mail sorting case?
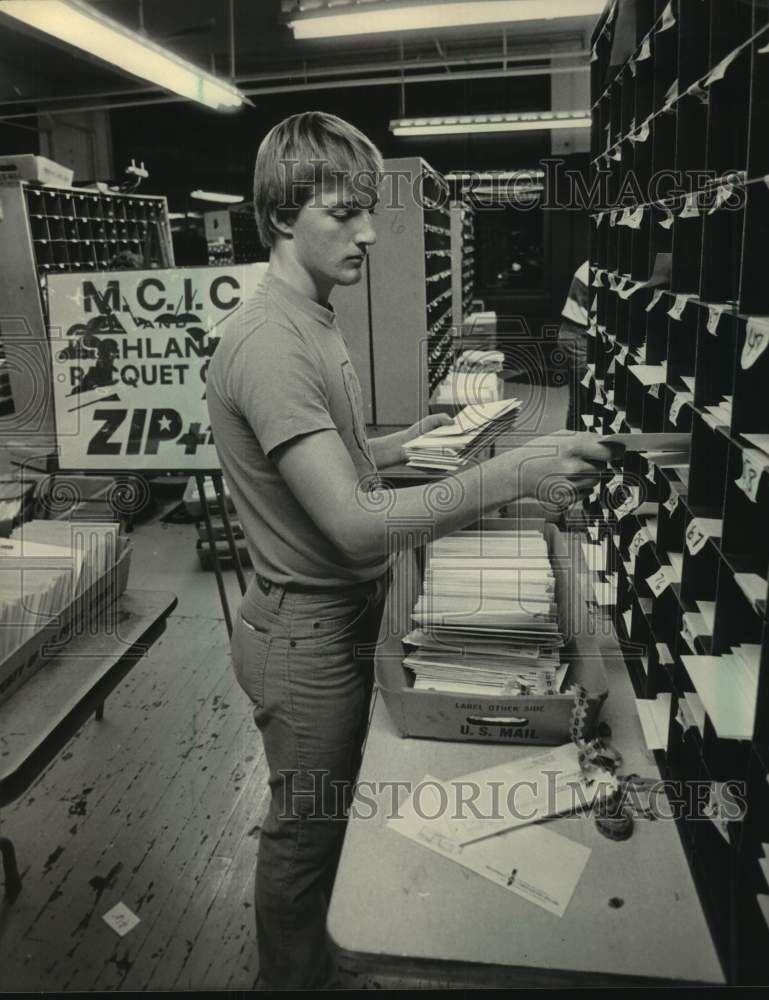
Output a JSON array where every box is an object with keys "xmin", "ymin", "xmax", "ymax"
[
  {"xmin": 331, "ymin": 157, "xmax": 454, "ymax": 425},
  {"xmin": 375, "ymin": 520, "xmax": 608, "ymax": 745},
  {"xmin": 580, "ymin": 0, "xmax": 769, "ymax": 985},
  {"xmin": 0, "ymin": 180, "xmax": 173, "ymax": 443},
  {"xmin": 449, "ymin": 197, "xmax": 476, "ymax": 329}
]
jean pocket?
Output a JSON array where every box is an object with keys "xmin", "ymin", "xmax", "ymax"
[
  {"xmin": 232, "ymin": 612, "xmax": 272, "ymax": 707},
  {"xmin": 288, "ymin": 593, "xmax": 370, "ymax": 642},
  {"xmin": 240, "ymin": 610, "xmax": 270, "ymax": 635}
]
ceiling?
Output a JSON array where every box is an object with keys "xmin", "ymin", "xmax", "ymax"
[{"xmin": 0, "ymin": 0, "xmax": 597, "ymax": 113}]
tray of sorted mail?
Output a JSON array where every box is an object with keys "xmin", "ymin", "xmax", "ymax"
[
  {"xmin": 0, "ymin": 520, "xmax": 132, "ymax": 705},
  {"xmin": 375, "ymin": 518, "xmax": 608, "ymax": 745}
]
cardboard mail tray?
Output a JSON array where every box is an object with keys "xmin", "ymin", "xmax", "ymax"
[
  {"xmin": 0, "ymin": 537, "xmax": 132, "ymax": 706},
  {"xmin": 375, "ymin": 519, "xmax": 608, "ymax": 745}
]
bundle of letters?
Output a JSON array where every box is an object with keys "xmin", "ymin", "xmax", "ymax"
[
  {"xmin": 0, "ymin": 520, "xmax": 121, "ymax": 663},
  {"xmin": 403, "ymin": 529, "xmax": 567, "ymax": 696},
  {"xmin": 431, "ymin": 370, "xmax": 502, "ymax": 407},
  {"xmin": 404, "ymin": 398, "xmax": 521, "ymax": 471},
  {"xmin": 453, "ymin": 349, "xmax": 505, "ymax": 373}
]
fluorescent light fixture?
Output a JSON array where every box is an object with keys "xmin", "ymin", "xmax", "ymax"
[
  {"xmin": 0, "ymin": 0, "xmax": 245, "ymax": 110},
  {"xmin": 474, "ymin": 186, "xmax": 543, "ymax": 196},
  {"xmin": 391, "ymin": 111, "xmax": 591, "ymax": 136},
  {"xmin": 288, "ymin": 0, "xmax": 605, "ymax": 38},
  {"xmin": 446, "ymin": 170, "xmax": 546, "ymax": 181},
  {"xmin": 474, "ymin": 183, "xmax": 544, "ymax": 191},
  {"xmin": 190, "ymin": 190, "xmax": 244, "ymax": 204}
]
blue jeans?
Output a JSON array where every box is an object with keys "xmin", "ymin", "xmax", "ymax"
[
  {"xmin": 559, "ymin": 326, "xmax": 588, "ymax": 432},
  {"xmin": 230, "ymin": 573, "xmax": 387, "ymax": 989}
]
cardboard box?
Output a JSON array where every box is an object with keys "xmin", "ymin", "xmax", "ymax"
[
  {"xmin": 375, "ymin": 520, "xmax": 608, "ymax": 745},
  {"xmin": 0, "ymin": 537, "xmax": 132, "ymax": 706},
  {"xmin": 0, "ymin": 154, "xmax": 74, "ymax": 188},
  {"xmin": 183, "ymin": 475, "xmax": 236, "ymax": 518}
]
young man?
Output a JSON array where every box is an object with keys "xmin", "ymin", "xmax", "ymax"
[
  {"xmin": 206, "ymin": 112, "xmax": 611, "ymax": 989},
  {"xmin": 559, "ymin": 259, "xmax": 590, "ymax": 431}
]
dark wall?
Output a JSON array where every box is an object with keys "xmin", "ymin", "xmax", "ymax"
[
  {"xmin": 109, "ymin": 79, "xmax": 589, "ymax": 335},
  {"xmin": 108, "ymin": 76, "xmax": 553, "ymax": 205},
  {"xmin": 0, "ymin": 121, "xmax": 39, "ymax": 156}
]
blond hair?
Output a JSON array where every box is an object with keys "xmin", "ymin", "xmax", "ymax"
[{"xmin": 253, "ymin": 111, "xmax": 383, "ymax": 247}]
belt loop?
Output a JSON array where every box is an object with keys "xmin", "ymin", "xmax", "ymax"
[{"xmin": 254, "ymin": 573, "xmax": 288, "ymax": 612}]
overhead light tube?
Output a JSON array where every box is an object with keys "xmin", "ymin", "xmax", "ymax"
[
  {"xmin": 390, "ymin": 112, "xmax": 591, "ymax": 136},
  {"xmin": 0, "ymin": 0, "xmax": 245, "ymax": 110},
  {"xmin": 288, "ymin": 1, "xmax": 606, "ymax": 39},
  {"xmin": 190, "ymin": 190, "xmax": 244, "ymax": 204}
]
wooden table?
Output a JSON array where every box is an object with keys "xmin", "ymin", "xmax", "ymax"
[
  {"xmin": 0, "ymin": 589, "xmax": 177, "ymax": 897},
  {"xmin": 376, "ymin": 463, "xmax": 444, "ymax": 487},
  {"xmin": 326, "ymin": 649, "xmax": 726, "ymax": 987}
]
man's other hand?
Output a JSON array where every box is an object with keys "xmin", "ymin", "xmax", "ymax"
[{"xmin": 403, "ymin": 412, "xmax": 454, "ymax": 442}]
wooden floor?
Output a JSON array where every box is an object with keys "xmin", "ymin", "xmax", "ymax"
[
  {"xmin": 1, "ymin": 514, "xmax": 270, "ymax": 991},
  {"xmin": 0, "ymin": 382, "xmax": 568, "ymax": 992}
]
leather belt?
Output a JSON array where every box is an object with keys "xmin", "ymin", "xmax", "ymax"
[{"xmin": 255, "ymin": 572, "xmax": 380, "ymax": 596}]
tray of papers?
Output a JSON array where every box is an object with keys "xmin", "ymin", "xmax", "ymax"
[
  {"xmin": 183, "ymin": 475, "xmax": 236, "ymax": 519},
  {"xmin": 375, "ymin": 519, "xmax": 608, "ymax": 745},
  {"xmin": 404, "ymin": 399, "xmax": 520, "ymax": 471},
  {"xmin": 0, "ymin": 530, "xmax": 132, "ymax": 706}
]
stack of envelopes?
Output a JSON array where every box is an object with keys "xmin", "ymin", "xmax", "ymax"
[
  {"xmin": 0, "ymin": 520, "xmax": 121, "ymax": 662},
  {"xmin": 453, "ymin": 349, "xmax": 505, "ymax": 372},
  {"xmin": 403, "ymin": 529, "xmax": 566, "ymax": 696},
  {"xmin": 432, "ymin": 371, "xmax": 501, "ymax": 406},
  {"xmin": 404, "ymin": 398, "xmax": 521, "ymax": 471}
]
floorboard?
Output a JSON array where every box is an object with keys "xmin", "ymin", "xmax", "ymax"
[{"xmin": 0, "ymin": 518, "xmax": 270, "ymax": 992}]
